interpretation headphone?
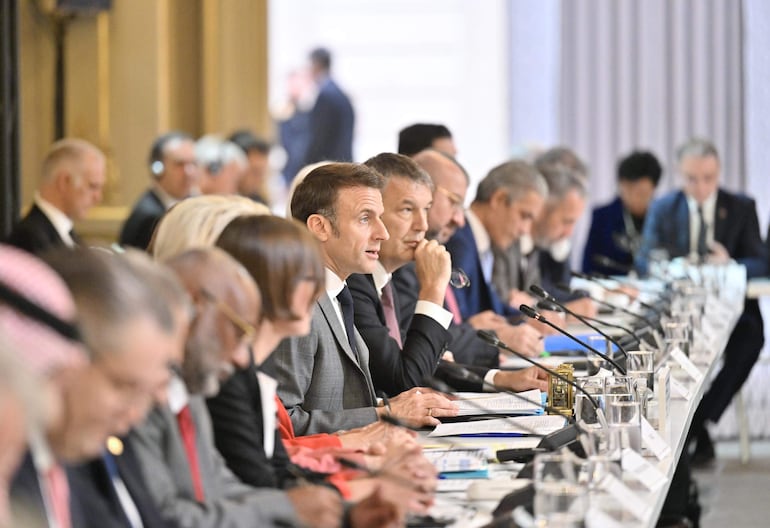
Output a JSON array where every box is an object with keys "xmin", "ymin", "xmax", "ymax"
[
  {"xmin": 0, "ymin": 281, "xmax": 82, "ymax": 343},
  {"xmin": 148, "ymin": 131, "xmax": 192, "ymax": 180}
]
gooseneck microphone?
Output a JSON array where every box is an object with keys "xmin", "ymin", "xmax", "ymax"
[
  {"xmin": 529, "ymin": 284, "xmax": 629, "ymax": 362},
  {"xmin": 518, "ymin": 304, "xmax": 627, "ymax": 375},
  {"xmin": 551, "ymin": 283, "xmax": 644, "ymax": 345},
  {"xmin": 592, "ymin": 254, "xmax": 634, "ymax": 275},
  {"xmin": 571, "ymin": 270, "xmax": 665, "ymax": 316},
  {"xmin": 476, "ymin": 330, "xmax": 606, "ymax": 412}
]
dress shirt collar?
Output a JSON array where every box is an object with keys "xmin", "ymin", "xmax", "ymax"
[
  {"xmin": 151, "ymin": 183, "xmax": 181, "ymax": 210},
  {"xmin": 371, "ymin": 261, "xmax": 392, "ymax": 299},
  {"xmin": 465, "ymin": 208, "xmax": 491, "ymax": 256},
  {"xmin": 34, "ymin": 193, "xmax": 74, "ymax": 246},
  {"xmin": 325, "ymin": 267, "xmax": 346, "ymax": 300},
  {"xmin": 686, "ymin": 191, "xmax": 717, "ymax": 223},
  {"xmin": 166, "ymin": 373, "xmax": 190, "ymax": 415}
]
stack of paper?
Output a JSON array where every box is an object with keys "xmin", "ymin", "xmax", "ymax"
[
  {"xmin": 428, "ymin": 415, "xmax": 567, "ymax": 438},
  {"xmin": 452, "ymin": 389, "xmax": 543, "ymax": 416}
]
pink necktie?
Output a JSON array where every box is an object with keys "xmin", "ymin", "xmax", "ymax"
[
  {"xmin": 445, "ymin": 286, "xmax": 462, "ymax": 324},
  {"xmin": 45, "ymin": 464, "xmax": 71, "ymax": 528},
  {"xmin": 176, "ymin": 405, "xmax": 206, "ymax": 502},
  {"xmin": 381, "ymin": 281, "xmax": 403, "ymax": 348}
]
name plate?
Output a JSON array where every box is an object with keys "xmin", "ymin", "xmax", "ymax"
[
  {"xmin": 670, "ymin": 376, "xmax": 692, "ymax": 401},
  {"xmin": 600, "ymin": 473, "xmax": 649, "ymax": 521},
  {"xmin": 670, "ymin": 348, "xmax": 703, "ymax": 382},
  {"xmin": 655, "ymin": 366, "xmax": 671, "ymax": 437},
  {"xmin": 641, "ymin": 417, "xmax": 671, "ymax": 460},
  {"xmin": 622, "ymin": 448, "xmax": 668, "ymax": 491}
]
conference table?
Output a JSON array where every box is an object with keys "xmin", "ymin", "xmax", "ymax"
[{"xmin": 422, "ymin": 265, "xmax": 746, "ymax": 527}]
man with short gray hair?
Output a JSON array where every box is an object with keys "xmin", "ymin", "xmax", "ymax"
[
  {"xmin": 8, "ymin": 139, "xmax": 105, "ymax": 253},
  {"xmin": 638, "ymin": 137, "xmax": 766, "ymax": 465},
  {"xmin": 196, "ymin": 136, "xmax": 247, "ymax": 196},
  {"xmin": 445, "ymin": 160, "xmax": 548, "ymax": 356}
]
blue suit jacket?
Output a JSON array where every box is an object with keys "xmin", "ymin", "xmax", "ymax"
[
  {"xmin": 582, "ymin": 197, "xmax": 636, "ymax": 275},
  {"xmin": 445, "ymin": 220, "xmax": 519, "ymax": 321},
  {"xmin": 636, "ymin": 189, "xmax": 767, "ymax": 278}
]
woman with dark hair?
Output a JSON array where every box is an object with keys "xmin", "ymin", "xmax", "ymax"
[{"xmin": 209, "ymin": 214, "xmax": 436, "ymax": 518}]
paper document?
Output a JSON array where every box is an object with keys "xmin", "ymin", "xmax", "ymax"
[
  {"xmin": 428, "ymin": 415, "xmax": 567, "ymax": 437},
  {"xmin": 452, "ymin": 389, "xmax": 543, "ymax": 416}
]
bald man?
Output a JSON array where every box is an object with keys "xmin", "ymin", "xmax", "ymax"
[{"xmin": 8, "ymin": 139, "xmax": 106, "ymax": 254}]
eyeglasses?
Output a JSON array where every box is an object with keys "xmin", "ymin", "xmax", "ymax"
[
  {"xmin": 435, "ymin": 185, "xmax": 465, "ymax": 212},
  {"xmin": 199, "ymin": 288, "xmax": 259, "ymax": 340}
]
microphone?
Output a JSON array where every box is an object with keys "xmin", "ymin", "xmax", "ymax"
[
  {"xmin": 571, "ymin": 270, "xmax": 665, "ymax": 316},
  {"xmin": 475, "ymin": 330, "xmax": 607, "ymax": 423},
  {"xmin": 553, "ymin": 283, "xmax": 644, "ymax": 345},
  {"xmin": 421, "ymin": 374, "xmax": 546, "ymax": 439},
  {"xmin": 529, "ymin": 285, "xmax": 629, "ymax": 363},
  {"xmin": 424, "ymin": 367, "xmax": 587, "ymax": 462},
  {"xmin": 518, "ymin": 303, "xmax": 627, "ymax": 375},
  {"xmin": 592, "ymin": 254, "xmax": 634, "ymax": 275}
]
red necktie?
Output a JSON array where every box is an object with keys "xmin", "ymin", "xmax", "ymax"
[
  {"xmin": 445, "ymin": 285, "xmax": 463, "ymax": 324},
  {"xmin": 45, "ymin": 463, "xmax": 71, "ymax": 528},
  {"xmin": 381, "ymin": 281, "xmax": 403, "ymax": 348},
  {"xmin": 176, "ymin": 405, "xmax": 206, "ymax": 502}
]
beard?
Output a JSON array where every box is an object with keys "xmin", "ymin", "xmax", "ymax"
[{"xmin": 183, "ymin": 331, "xmax": 232, "ymax": 397}]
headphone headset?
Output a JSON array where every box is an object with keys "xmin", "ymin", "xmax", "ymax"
[
  {"xmin": 148, "ymin": 131, "xmax": 192, "ymax": 180},
  {"xmin": 0, "ymin": 282, "xmax": 82, "ymax": 342},
  {"xmin": 205, "ymin": 140, "xmax": 229, "ymax": 177}
]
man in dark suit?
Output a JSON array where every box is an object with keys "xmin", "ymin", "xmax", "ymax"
[
  {"xmin": 583, "ymin": 151, "xmax": 662, "ymax": 275},
  {"xmin": 7, "ymin": 139, "xmax": 105, "ymax": 254},
  {"xmin": 266, "ymin": 163, "xmax": 457, "ymax": 436},
  {"xmin": 302, "ymin": 47, "xmax": 355, "ymax": 165},
  {"xmin": 348, "ymin": 153, "xmax": 454, "ymax": 396},
  {"xmin": 444, "ymin": 159, "xmax": 548, "ymax": 356},
  {"xmin": 364, "ymin": 153, "xmax": 548, "ymax": 394},
  {"xmin": 119, "ymin": 131, "xmax": 199, "ymax": 250},
  {"xmin": 637, "ymin": 137, "xmax": 767, "ymax": 464}
]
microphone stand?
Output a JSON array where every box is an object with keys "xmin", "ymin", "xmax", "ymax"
[
  {"xmin": 529, "ymin": 284, "xmax": 629, "ymax": 362},
  {"xmin": 518, "ymin": 304, "xmax": 627, "ymax": 375}
]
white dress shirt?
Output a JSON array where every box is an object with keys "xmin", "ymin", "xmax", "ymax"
[
  {"xmin": 372, "ymin": 261, "xmax": 452, "ymax": 329},
  {"xmin": 465, "ymin": 209, "xmax": 494, "ymax": 284}
]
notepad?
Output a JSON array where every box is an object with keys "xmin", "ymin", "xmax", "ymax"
[{"xmin": 452, "ymin": 389, "xmax": 543, "ymax": 416}]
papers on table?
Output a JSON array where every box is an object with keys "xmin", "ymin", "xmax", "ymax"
[
  {"xmin": 428, "ymin": 415, "xmax": 567, "ymax": 437},
  {"xmin": 453, "ymin": 389, "xmax": 543, "ymax": 416}
]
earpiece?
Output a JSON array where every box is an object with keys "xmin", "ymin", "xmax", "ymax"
[{"xmin": 151, "ymin": 160, "xmax": 165, "ymax": 178}]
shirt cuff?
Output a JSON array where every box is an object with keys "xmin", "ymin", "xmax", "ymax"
[
  {"xmin": 483, "ymin": 369, "xmax": 500, "ymax": 392},
  {"xmin": 415, "ymin": 300, "xmax": 453, "ymax": 329}
]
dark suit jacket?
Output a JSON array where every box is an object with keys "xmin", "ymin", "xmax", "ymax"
[
  {"xmin": 303, "ymin": 78, "xmax": 354, "ymax": 165},
  {"xmin": 263, "ymin": 293, "xmax": 379, "ymax": 435},
  {"xmin": 119, "ymin": 189, "xmax": 167, "ymax": 250},
  {"xmin": 206, "ymin": 364, "xmax": 295, "ymax": 489},
  {"xmin": 445, "ymin": 220, "xmax": 520, "ymax": 321},
  {"xmin": 391, "ymin": 263, "xmax": 500, "ymax": 384},
  {"xmin": 10, "ymin": 452, "xmax": 85, "ymax": 528},
  {"xmin": 636, "ymin": 189, "xmax": 767, "ymax": 278},
  {"xmin": 68, "ymin": 441, "xmax": 173, "ymax": 528},
  {"xmin": 582, "ymin": 197, "xmax": 638, "ymax": 275},
  {"xmin": 6, "ymin": 204, "xmax": 68, "ymax": 254},
  {"xmin": 347, "ymin": 272, "xmax": 449, "ymax": 396}
]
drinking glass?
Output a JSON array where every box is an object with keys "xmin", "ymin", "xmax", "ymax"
[
  {"xmin": 626, "ymin": 350, "xmax": 655, "ymax": 392},
  {"xmin": 574, "ymin": 377, "xmax": 605, "ymax": 427},
  {"xmin": 607, "ymin": 398, "xmax": 642, "ymax": 453},
  {"xmin": 533, "ymin": 452, "xmax": 588, "ymax": 527},
  {"xmin": 586, "ymin": 335, "xmax": 611, "ymax": 375},
  {"xmin": 449, "ymin": 268, "xmax": 470, "ymax": 289}
]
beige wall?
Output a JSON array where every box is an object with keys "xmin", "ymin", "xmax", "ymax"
[{"xmin": 18, "ymin": 0, "xmax": 269, "ymax": 243}]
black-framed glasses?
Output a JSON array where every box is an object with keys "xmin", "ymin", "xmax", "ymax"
[
  {"xmin": 435, "ymin": 185, "xmax": 465, "ymax": 213},
  {"xmin": 450, "ymin": 267, "xmax": 471, "ymax": 289}
]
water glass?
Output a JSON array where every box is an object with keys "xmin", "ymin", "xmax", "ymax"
[
  {"xmin": 575, "ymin": 377, "xmax": 605, "ymax": 427},
  {"xmin": 586, "ymin": 335, "xmax": 612, "ymax": 375},
  {"xmin": 607, "ymin": 399, "xmax": 642, "ymax": 453},
  {"xmin": 626, "ymin": 350, "xmax": 655, "ymax": 391},
  {"xmin": 533, "ymin": 452, "xmax": 588, "ymax": 527}
]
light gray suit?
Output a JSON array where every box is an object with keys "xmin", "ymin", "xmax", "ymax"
[
  {"xmin": 264, "ymin": 292, "xmax": 379, "ymax": 435},
  {"xmin": 129, "ymin": 395, "xmax": 298, "ymax": 528}
]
